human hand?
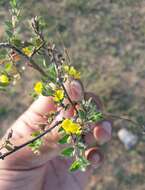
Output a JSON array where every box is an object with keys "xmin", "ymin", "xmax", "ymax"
[{"xmin": 0, "ymin": 80, "xmax": 112, "ymax": 190}]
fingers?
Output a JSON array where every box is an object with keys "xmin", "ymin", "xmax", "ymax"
[
  {"xmin": 2, "ymin": 77, "xmax": 111, "ymax": 170},
  {"xmin": 0, "ymin": 96, "xmax": 61, "ymax": 167},
  {"xmin": 85, "ymin": 147, "xmax": 103, "ymax": 168},
  {"xmin": 83, "ymin": 120, "xmax": 112, "ymax": 169},
  {"xmin": 63, "ymin": 79, "xmax": 112, "ymax": 169},
  {"xmin": 29, "ymin": 96, "xmax": 57, "ymax": 115},
  {"xmin": 64, "ymin": 79, "xmax": 84, "ymax": 102},
  {"xmin": 93, "ymin": 120, "xmax": 112, "ymax": 145}
]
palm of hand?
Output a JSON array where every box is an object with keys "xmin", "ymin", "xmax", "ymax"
[{"xmin": 0, "ymin": 90, "xmax": 112, "ymax": 190}]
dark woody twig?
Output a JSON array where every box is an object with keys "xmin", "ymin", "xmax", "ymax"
[
  {"xmin": 0, "ymin": 120, "xmax": 62, "ymax": 160},
  {"xmin": 0, "ymin": 42, "xmax": 47, "ymax": 77},
  {"xmin": 51, "ymin": 50, "xmax": 78, "ymax": 114}
]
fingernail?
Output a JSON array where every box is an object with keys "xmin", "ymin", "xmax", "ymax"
[
  {"xmin": 85, "ymin": 147, "xmax": 103, "ymax": 167},
  {"xmin": 93, "ymin": 126, "xmax": 111, "ymax": 144},
  {"xmin": 64, "ymin": 79, "xmax": 84, "ymax": 102}
]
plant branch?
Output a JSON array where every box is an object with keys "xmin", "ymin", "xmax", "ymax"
[
  {"xmin": 51, "ymin": 50, "xmax": 78, "ymax": 114},
  {"xmin": 0, "ymin": 120, "xmax": 62, "ymax": 160},
  {"xmin": 103, "ymin": 112, "xmax": 145, "ymax": 133},
  {"xmin": 0, "ymin": 42, "xmax": 47, "ymax": 77}
]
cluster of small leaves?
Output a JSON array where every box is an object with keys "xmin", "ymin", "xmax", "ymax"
[
  {"xmin": 6, "ymin": 0, "xmax": 21, "ymax": 40},
  {"xmin": 28, "ymin": 131, "xmax": 43, "ymax": 154},
  {"xmin": 69, "ymin": 157, "xmax": 90, "ymax": 172},
  {"xmin": 59, "ymin": 130, "xmax": 90, "ymax": 171},
  {"xmin": 78, "ymin": 98, "xmax": 104, "ymax": 124},
  {"xmin": 0, "ymin": 0, "xmax": 24, "ymax": 90}
]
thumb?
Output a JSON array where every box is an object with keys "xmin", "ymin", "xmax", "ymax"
[
  {"xmin": 0, "ymin": 96, "xmax": 58, "ymax": 168},
  {"xmin": 7, "ymin": 96, "xmax": 57, "ymax": 140}
]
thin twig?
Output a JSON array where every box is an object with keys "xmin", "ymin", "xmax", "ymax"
[
  {"xmin": 56, "ymin": 32, "xmax": 71, "ymax": 65},
  {"xmin": 31, "ymin": 42, "xmax": 45, "ymax": 57},
  {"xmin": 51, "ymin": 50, "xmax": 78, "ymax": 114},
  {"xmin": 0, "ymin": 42, "xmax": 47, "ymax": 77},
  {"xmin": 0, "ymin": 121, "xmax": 62, "ymax": 160},
  {"xmin": 103, "ymin": 112, "xmax": 145, "ymax": 133},
  {"xmin": 61, "ymin": 83, "xmax": 78, "ymax": 114}
]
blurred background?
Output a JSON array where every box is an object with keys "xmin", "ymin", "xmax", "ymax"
[{"xmin": 0, "ymin": 0, "xmax": 145, "ymax": 189}]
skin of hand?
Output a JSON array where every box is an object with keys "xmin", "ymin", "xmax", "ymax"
[{"xmin": 0, "ymin": 80, "xmax": 112, "ymax": 190}]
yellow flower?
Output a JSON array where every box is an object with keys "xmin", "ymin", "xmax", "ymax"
[
  {"xmin": 22, "ymin": 47, "xmax": 32, "ymax": 57},
  {"xmin": 34, "ymin": 81, "xmax": 43, "ymax": 94},
  {"xmin": 63, "ymin": 65, "xmax": 81, "ymax": 79},
  {"xmin": 63, "ymin": 65, "xmax": 70, "ymax": 72},
  {"xmin": 0, "ymin": 74, "xmax": 9, "ymax": 84},
  {"xmin": 61, "ymin": 119, "xmax": 82, "ymax": 135},
  {"xmin": 53, "ymin": 89, "xmax": 64, "ymax": 102}
]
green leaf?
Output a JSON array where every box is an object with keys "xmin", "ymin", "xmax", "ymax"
[
  {"xmin": 28, "ymin": 130, "xmax": 43, "ymax": 151},
  {"xmin": 78, "ymin": 110, "xmax": 86, "ymax": 120},
  {"xmin": 10, "ymin": 0, "xmax": 17, "ymax": 8},
  {"xmin": 5, "ymin": 63, "xmax": 13, "ymax": 72},
  {"xmin": 0, "ymin": 49, "xmax": 7, "ymax": 59},
  {"xmin": 58, "ymin": 134, "xmax": 70, "ymax": 144},
  {"xmin": 48, "ymin": 64, "xmax": 57, "ymax": 83},
  {"xmin": 38, "ymin": 17, "xmax": 47, "ymax": 30},
  {"xmin": 31, "ymin": 131, "xmax": 41, "ymax": 137},
  {"xmin": 79, "ymin": 157, "xmax": 90, "ymax": 166},
  {"xmin": 35, "ymin": 38, "xmax": 42, "ymax": 47},
  {"xmin": 11, "ymin": 37, "xmax": 22, "ymax": 47},
  {"xmin": 6, "ymin": 30, "xmax": 13, "ymax": 38},
  {"xmin": 77, "ymin": 142, "xmax": 86, "ymax": 150},
  {"xmin": 79, "ymin": 157, "xmax": 90, "ymax": 172},
  {"xmin": 28, "ymin": 138, "xmax": 43, "ymax": 149},
  {"xmin": 5, "ymin": 144, "xmax": 13, "ymax": 151},
  {"xmin": 89, "ymin": 112, "xmax": 103, "ymax": 122},
  {"xmin": 0, "ymin": 82, "xmax": 10, "ymax": 87},
  {"xmin": 5, "ymin": 21, "xmax": 13, "ymax": 30},
  {"xmin": 61, "ymin": 147, "xmax": 74, "ymax": 157},
  {"xmin": 42, "ymin": 85, "xmax": 53, "ymax": 96},
  {"xmin": 69, "ymin": 156, "xmax": 90, "ymax": 172},
  {"xmin": 43, "ymin": 59, "xmax": 46, "ymax": 68},
  {"xmin": 0, "ymin": 86, "xmax": 6, "ymax": 92},
  {"xmin": 69, "ymin": 160, "xmax": 81, "ymax": 172},
  {"xmin": 58, "ymin": 127, "xmax": 64, "ymax": 132}
]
